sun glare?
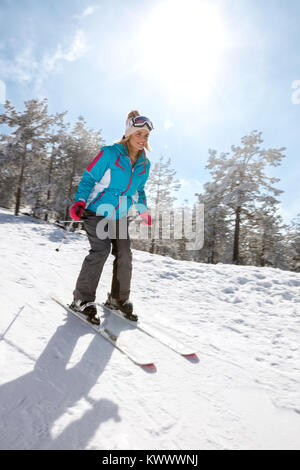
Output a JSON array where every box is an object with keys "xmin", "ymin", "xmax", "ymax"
[{"xmin": 139, "ymin": 0, "xmax": 227, "ymax": 102}]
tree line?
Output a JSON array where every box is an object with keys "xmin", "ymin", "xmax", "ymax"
[
  {"xmin": 0, "ymin": 98, "xmax": 299, "ymax": 272},
  {"xmin": 0, "ymin": 98, "xmax": 103, "ymax": 221}
]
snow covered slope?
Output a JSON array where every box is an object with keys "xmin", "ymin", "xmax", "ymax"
[{"xmin": 0, "ymin": 207, "xmax": 299, "ymax": 450}]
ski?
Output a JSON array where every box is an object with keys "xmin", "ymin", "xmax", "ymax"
[
  {"xmin": 100, "ymin": 303, "xmax": 198, "ymax": 360},
  {"xmin": 51, "ymin": 297, "xmax": 156, "ymax": 370}
]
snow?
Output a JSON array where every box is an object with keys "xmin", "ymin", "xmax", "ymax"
[{"xmin": 0, "ymin": 207, "xmax": 299, "ymax": 450}]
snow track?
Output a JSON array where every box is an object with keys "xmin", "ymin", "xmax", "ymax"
[{"xmin": 0, "ymin": 208, "xmax": 299, "ymax": 450}]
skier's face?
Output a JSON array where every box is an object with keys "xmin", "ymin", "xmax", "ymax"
[{"xmin": 128, "ymin": 129, "xmax": 150, "ymax": 153}]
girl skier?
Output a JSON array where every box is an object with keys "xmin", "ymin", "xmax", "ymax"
[{"xmin": 69, "ymin": 111, "xmax": 153, "ymax": 325}]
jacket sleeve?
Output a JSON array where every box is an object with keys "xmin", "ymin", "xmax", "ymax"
[
  {"xmin": 135, "ymin": 162, "xmax": 151, "ymax": 214},
  {"xmin": 75, "ymin": 147, "xmax": 111, "ymax": 203},
  {"xmin": 137, "ymin": 184, "xmax": 148, "ymax": 211}
]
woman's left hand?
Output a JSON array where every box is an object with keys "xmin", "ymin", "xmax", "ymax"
[{"xmin": 139, "ymin": 211, "xmax": 152, "ymax": 226}]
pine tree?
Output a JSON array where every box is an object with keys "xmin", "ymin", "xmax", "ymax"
[
  {"xmin": 0, "ymin": 99, "xmax": 54, "ymax": 215},
  {"xmin": 195, "ymin": 182, "xmax": 230, "ymax": 263},
  {"xmin": 0, "ymin": 137, "xmax": 18, "ymax": 208},
  {"xmin": 60, "ymin": 116, "xmax": 104, "ymax": 220},
  {"xmin": 239, "ymin": 207, "xmax": 286, "ymax": 267},
  {"xmin": 0, "ymin": 101, "xmax": 105, "ymax": 222},
  {"xmin": 206, "ymin": 131, "xmax": 285, "ymax": 264},
  {"xmin": 43, "ymin": 111, "xmax": 68, "ymax": 221},
  {"xmin": 145, "ymin": 155, "xmax": 181, "ymax": 255},
  {"xmin": 173, "ymin": 200, "xmax": 194, "ymax": 261},
  {"xmin": 286, "ymin": 214, "xmax": 300, "ymax": 272}
]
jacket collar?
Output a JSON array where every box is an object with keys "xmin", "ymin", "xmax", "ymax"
[{"xmin": 117, "ymin": 143, "xmax": 146, "ymax": 164}]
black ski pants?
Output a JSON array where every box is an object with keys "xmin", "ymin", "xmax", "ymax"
[{"xmin": 73, "ymin": 211, "xmax": 132, "ymax": 303}]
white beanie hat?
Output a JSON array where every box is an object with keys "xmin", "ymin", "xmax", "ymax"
[{"xmin": 124, "ymin": 115, "xmax": 153, "ymax": 138}]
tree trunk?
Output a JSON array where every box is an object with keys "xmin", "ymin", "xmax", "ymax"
[
  {"xmin": 150, "ymin": 238, "xmax": 156, "ymax": 254},
  {"xmin": 149, "ymin": 190, "xmax": 160, "ymax": 255},
  {"xmin": 210, "ymin": 226, "xmax": 216, "ymax": 264},
  {"xmin": 44, "ymin": 147, "xmax": 55, "ymax": 221},
  {"xmin": 15, "ymin": 144, "xmax": 27, "ymax": 216},
  {"xmin": 65, "ymin": 163, "xmax": 75, "ymax": 221},
  {"xmin": 233, "ymin": 206, "xmax": 241, "ymax": 264},
  {"xmin": 260, "ymin": 230, "xmax": 266, "ymax": 267}
]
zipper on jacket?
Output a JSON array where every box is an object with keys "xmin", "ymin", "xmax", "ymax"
[
  {"xmin": 124, "ymin": 156, "xmax": 133, "ymax": 193},
  {"xmin": 109, "ymin": 158, "xmax": 133, "ymax": 220},
  {"xmin": 92, "ymin": 189, "xmax": 106, "ymax": 204}
]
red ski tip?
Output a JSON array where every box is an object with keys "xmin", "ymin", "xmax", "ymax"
[
  {"xmin": 142, "ymin": 363, "xmax": 156, "ymax": 372},
  {"xmin": 182, "ymin": 353, "xmax": 199, "ymax": 361}
]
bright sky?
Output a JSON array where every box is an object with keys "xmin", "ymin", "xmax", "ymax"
[{"xmin": 0, "ymin": 0, "xmax": 299, "ymax": 222}]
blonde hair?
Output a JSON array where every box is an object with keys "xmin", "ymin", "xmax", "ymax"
[{"xmin": 115, "ymin": 110, "xmax": 152, "ymax": 152}]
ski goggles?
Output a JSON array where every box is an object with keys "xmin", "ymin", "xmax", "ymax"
[{"xmin": 131, "ymin": 116, "xmax": 154, "ymax": 131}]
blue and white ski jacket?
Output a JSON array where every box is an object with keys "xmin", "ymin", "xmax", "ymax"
[{"xmin": 75, "ymin": 143, "xmax": 151, "ymax": 220}]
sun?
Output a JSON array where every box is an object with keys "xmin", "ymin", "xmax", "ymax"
[{"xmin": 138, "ymin": 0, "xmax": 228, "ymax": 101}]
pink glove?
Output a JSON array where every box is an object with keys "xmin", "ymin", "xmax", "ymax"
[
  {"xmin": 70, "ymin": 201, "xmax": 86, "ymax": 221},
  {"xmin": 140, "ymin": 210, "xmax": 152, "ymax": 226}
]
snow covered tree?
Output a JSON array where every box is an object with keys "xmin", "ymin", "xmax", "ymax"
[
  {"xmin": 195, "ymin": 182, "xmax": 230, "ymax": 263},
  {"xmin": 172, "ymin": 200, "xmax": 195, "ymax": 261},
  {"xmin": 0, "ymin": 101, "xmax": 105, "ymax": 222},
  {"xmin": 239, "ymin": 207, "xmax": 286, "ymax": 267},
  {"xmin": 0, "ymin": 99, "xmax": 55, "ymax": 215},
  {"xmin": 285, "ymin": 214, "xmax": 300, "ymax": 272},
  {"xmin": 145, "ymin": 155, "xmax": 181, "ymax": 255},
  {"xmin": 0, "ymin": 138, "xmax": 19, "ymax": 208},
  {"xmin": 206, "ymin": 131, "xmax": 285, "ymax": 264},
  {"xmin": 58, "ymin": 116, "xmax": 104, "ymax": 220},
  {"xmin": 43, "ymin": 111, "xmax": 68, "ymax": 221}
]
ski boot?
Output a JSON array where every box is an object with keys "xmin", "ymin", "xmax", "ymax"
[
  {"xmin": 69, "ymin": 299, "xmax": 101, "ymax": 325},
  {"xmin": 104, "ymin": 293, "xmax": 138, "ymax": 322}
]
